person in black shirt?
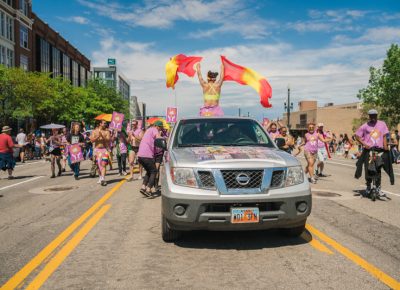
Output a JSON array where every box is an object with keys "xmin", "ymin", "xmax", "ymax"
[{"xmin": 67, "ymin": 123, "xmax": 85, "ymax": 180}]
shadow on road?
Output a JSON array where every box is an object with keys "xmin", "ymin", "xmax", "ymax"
[
  {"xmin": 5, "ymin": 175, "xmax": 36, "ymax": 180},
  {"xmin": 174, "ymin": 229, "xmax": 310, "ymax": 250}
]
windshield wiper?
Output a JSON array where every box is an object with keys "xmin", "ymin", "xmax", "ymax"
[{"xmin": 177, "ymin": 144, "xmax": 207, "ymax": 148}]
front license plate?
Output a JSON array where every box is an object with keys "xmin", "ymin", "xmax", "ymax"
[{"xmin": 231, "ymin": 207, "xmax": 259, "ymax": 224}]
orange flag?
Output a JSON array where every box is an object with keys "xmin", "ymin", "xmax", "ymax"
[
  {"xmin": 166, "ymin": 54, "xmax": 203, "ymax": 89},
  {"xmin": 221, "ymin": 56, "xmax": 272, "ymax": 108}
]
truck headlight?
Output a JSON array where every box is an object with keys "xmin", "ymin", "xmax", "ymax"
[
  {"xmin": 286, "ymin": 166, "xmax": 304, "ymax": 187},
  {"xmin": 170, "ymin": 167, "xmax": 198, "ymax": 188}
]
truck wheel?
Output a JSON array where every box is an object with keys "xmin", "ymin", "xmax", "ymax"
[
  {"xmin": 282, "ymin": 224, "xmax": 306, "ymax": 237},
  {"xmin": 162, "ymin": 215, "xmax": 181, "ymax": 242}
]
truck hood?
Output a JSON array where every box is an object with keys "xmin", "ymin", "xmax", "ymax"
[{"xmin": 169, "ymin": 146, "xmax": 300, "ymax": 169}]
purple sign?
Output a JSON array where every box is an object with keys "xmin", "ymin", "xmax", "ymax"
[
  {"xmin": 68, "ymin": 144, "xmax": 84, "ymax": 164},
  {"xmin": 109, "ymin": 112, "xmax": 124, "ymax": 131}
]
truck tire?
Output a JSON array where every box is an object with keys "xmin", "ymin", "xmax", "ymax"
[
  {"xmin": 162, "ymin": 215, "xmax": 181, "ymax": 242},
  {"xmin": 282, "ymin": 223, "xmax": 306, "ymax": 237}
]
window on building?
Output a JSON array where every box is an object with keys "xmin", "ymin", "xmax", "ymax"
[
  {"xmin": 20, "ymin": 24, "xmax": 28, "ymax": 49},
  {"xmin": 62, "ymin": 53, "xmax": 70, "ymax": 81},
  {"xmin": 19, "ymin": 0, "xmax": 28, "ymax": 16},
  {"xmin": 6, "ymin": 15, "xmax": 13, "ymax": 41},
  {"xmin": 6, "ymin": 48, "xmax": 14, "ymax": 67},
  {"xmin": 300, "ymin": 114, "xmax": 307, "ymax": 127},
  {"xmin": 0, "ymin": 46, "xmax": 5, "ymax": 66},
  {"xmin": 2, "ymin": 0, "xmax": 13, "ymax": 6},
  {"xmin": 52, "ymin": 47, "xmax": 61, "ymax": 78},
  {"xmin": 72, "ymin": 60, "xmax": 79, "ymax": 86},
  {"xmin": 40, "ymin": 38, "xmax": 50, "ymax": 72},
  {"xmin": 80, "ymin": 65, "xmax": 86, "ymax": 87},
  {"xmin": 105, "ymin": 71, "xmax": 114, "ymax": 79},
  {"xmin": 20, "ymin": 54, "xmax": 28, "ymax": 70},
  {"xmin": 0, "ymin": 12, "xmax": 4, "ymax": 38}
]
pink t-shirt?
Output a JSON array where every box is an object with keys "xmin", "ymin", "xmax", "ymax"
[
  {"xmin": 119, "ymin": 142, "xmax": 127, "ymax": 154},
  {"xmin": 317, "ymin": 131, "xmax": 329, "ymax": 149},
  {"xmin": 268, "ymin": 131, "xmax": 279, "ymax": 141},
  {"xmin": 304, "ymin": 132, "xmax": 319, "ymax": 154},
  {"xmin": 137, "ymin": 127, "xmax": 158, "ymax": 158},
  {"xmin": 355, "ymin": 120, "xmax": 389, "ymax": 149}
]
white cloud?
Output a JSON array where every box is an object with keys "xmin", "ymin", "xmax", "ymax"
[
  {"xmin": 333, "ymin": 26, "xmax": 400, "ymax": 44},
  {"xmin": 77, "ymin": 0, "xmax": 271, "ymax": 39},
  {"xmin": 58, "ymin": 16, "xmax": 90, "ymax": 25},
  {"xmin": 91, "ymin": 37, "xmax": 390, "ymax": 120}
]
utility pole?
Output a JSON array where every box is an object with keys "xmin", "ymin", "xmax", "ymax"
[
  {"xmin": 238, "ymin": 108, "xmax": 241, "ymax": 117},
  {"xmin": 284, "ymin": 84, "xmax": 293, "ymax": 129}
]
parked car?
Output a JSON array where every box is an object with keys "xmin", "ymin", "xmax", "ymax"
[{"xmin": 156, "ymin": 117, "xmax": 311, "ymax": 242}]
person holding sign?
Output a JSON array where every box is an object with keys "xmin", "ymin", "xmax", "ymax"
[
  {"xmin": 67, "ymin": 123, "xmax": 85, "ymax": 180},
  {"xmin": 90, "ymin": 120, "xmax": 111, "ymax": 186}
]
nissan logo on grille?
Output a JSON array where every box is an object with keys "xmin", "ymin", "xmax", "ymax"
[{"xmin": 236, "ymin": 173, "xmax": 251, "ymax": 186}]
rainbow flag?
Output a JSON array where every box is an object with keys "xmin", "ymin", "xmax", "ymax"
[
  {"xmin": 221, "ymin": 56, "xmax": 272, "ymax": 108},
  {"xmin": 166, "ymin": 54, "xmax": 203, "ymax": 89}
]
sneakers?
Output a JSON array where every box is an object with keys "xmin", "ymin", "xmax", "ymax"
[
  {"xmin": 8, "ymin": 175, "xmax": 15, "ymax": 180},
  {"xmin": 308, "ymin": 177, "xmax": 317, "ymax": 184},
  {"xmin": 122, "ymin": 171, "xmax": 128, "ymax": 176},
  {"xmin": 50, "ymin": 174, "xmax": 56, "ymax": 178},
  {"xmin": 318, "ymin": 173, "xmax": 328, "ymax": 177},
  {"xmin": 74, "ymin": 176, "xmax": 79, "ymax": 180},
  {"xmin": 101, "ymin": 180, "xmax": 107, "ymax": 186},
  {"xmin": 377, "ymin": 186, "xmax": 386, "ymax": 197},
  {"xmin": 365, "ymin": 185, "xmax": 371, "ymax": 196},
  {"xmin": 140, "ymin": 188, "xmax": 151, "ymax": 197}
]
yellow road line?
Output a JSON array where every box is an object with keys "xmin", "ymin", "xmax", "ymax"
[
  {"xmin": 301, "ymin": 232, "xmax": 333, "ymax": 255},
  {"xmin": 306, "ymin": 224, "xmax": 400, "ymax": 290},
  {"xmin": 1, "ymin": 180, "xmax": 126, "ymax": 290},
  {"xmin": 26, "ymin": 204, "xmax": 111, "ymax": 290}
]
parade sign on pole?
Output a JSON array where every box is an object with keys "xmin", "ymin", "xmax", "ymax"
[
  {"xmin": 68, "ymin": 144, "xmax": 84, "ymax": 164},
  {"xmin": 262, "ymin": 118, "xmax": 270, "ymax": 128},
  {"xmin": 109, "ymin": 112, "xmax": 124, "ymax": 131},
  {"xmin": 166, "ymin": 107, "xmax": 178, "ymax": 123}
]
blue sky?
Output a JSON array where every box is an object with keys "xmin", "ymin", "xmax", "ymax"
[{"xmin": 33, "ymin": 0, "xmax": 400, "ymax": 119}]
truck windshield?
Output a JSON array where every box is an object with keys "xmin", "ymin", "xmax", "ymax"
[{"xmin": 173, "ymin": 119, "xmax": 275, "ymax": 148}]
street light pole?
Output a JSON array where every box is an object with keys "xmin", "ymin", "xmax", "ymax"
[{"xmin": 284, "ymin": 84, "xmax": 293, "ymax": 129}]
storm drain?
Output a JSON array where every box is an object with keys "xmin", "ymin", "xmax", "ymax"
[
  {"xmin": 44, "ymin": 186, "xmax": 75, "ymax": 192},
  {"xmin": 30, "ymin": 186, "xmax": 78, "ymax": 195},
  {"xmin": 312, "ymin": 191, "xmax": 341, "ymax": 197}
]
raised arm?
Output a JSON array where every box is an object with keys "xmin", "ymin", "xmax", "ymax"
[
  {"xmin": 216, "ymin": 63, "xmax": 224, "ymax": 86},
  {"xmin": 196, "ymin": 63, "xmax": 206, "ymax": 87}
]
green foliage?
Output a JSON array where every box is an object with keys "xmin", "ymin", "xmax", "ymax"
[
  {"xmin": 0, "ymin": 65, "xmax": 129, "ymax": 126},
  {"xmin": 357, "ymin": 44, "xmax": 400, "ymax": 129}
]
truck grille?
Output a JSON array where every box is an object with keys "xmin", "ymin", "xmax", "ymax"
[
  {"xmin": 197, "ymin": 171, "xmax": 216, "ymax": 189},
  {"xmin": 221, "ymin": 170, "xmax": 263, "ymax": 189},
  {"xmin": 270, "ymin": 170, "xmax": 285, "ymax": 188}
]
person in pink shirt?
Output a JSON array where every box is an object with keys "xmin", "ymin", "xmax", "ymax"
[
  {"xmin": 137, "ymin": 121, "xmax": 163, "ymax": 197},
  {"xmin": 355, "ymin": 109, "xmax": 390, "ymax": 196},
  {"xmin": 267, "ymin": 122, "xmax": 280, "ymax": 141},
  {"xmin": 298, "ymin": 123, "xmax": 329, "ymax": 184}
]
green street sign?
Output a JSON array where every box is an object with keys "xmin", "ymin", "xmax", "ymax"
[{"xmin": 108, "ymin": 58, "xmax": 116, "ymax": 66}]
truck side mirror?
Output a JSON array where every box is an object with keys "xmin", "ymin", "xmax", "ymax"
[
  {"xmin": 275, "ymin": 137, "xmax": 286, "ymax": 149},
  {"xmin": 155, "ymin": 138, "xmax": 167, "ymax": 151}
]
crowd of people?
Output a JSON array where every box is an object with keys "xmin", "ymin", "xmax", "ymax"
[
  {"xmin": 265, "ymin": 110, "xmax": 398, "ymax": 196},
  {"xmin": 0, "ymin": 119, "xmax": 168, "ymax": 198}
]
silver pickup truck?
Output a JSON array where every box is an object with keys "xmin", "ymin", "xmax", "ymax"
[{"xmin": 156, "ymin": 117, "xmax": 311, "ymax": 242}]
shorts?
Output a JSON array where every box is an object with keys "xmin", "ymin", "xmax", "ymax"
[
  {"xmin": 50, "ymin": 147, "xmax": 62, "ymax": 156},
  {"xmin": 317, "ymin": 148, "xmax": 328, "ymax": 162},
  {"xmin": 155, "ymin": 154, "xmax": 163, "ymax": 163},
  {"xmin": 304, "ymin": 150, "xmax": 317, "ymax": 160},
  {"xmin": 129, "ymin": 146, "xmax": 139, "ymax": 154},
  {"xmin": 0, "ymin": 152, "xmax": 15, "ymax": 171}
]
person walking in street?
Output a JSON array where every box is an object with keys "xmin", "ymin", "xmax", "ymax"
[
  {"xmin": 354, "ymin": 109, "xmax": 393, "ymax": 197},
  {"xmin": 15, "ymin": 128, "xmax": 27, "ymax": 163},
  {"xmin": 90, "ymin": 120, "xmax": 111, "ymax": 186},
  {"xmin": 127, "ymin": 120, "xmax": 144, "ymax": 181},
  {"xmin": 67, "ymin": 123, "xmax": 85, "ymax": 180},
  {"xmin": 137, "ymin": 121, "xmax": 163, "ymax": 197},
  {"xmin": 298, "ymin": 123, "xmax": 330, "ymax": 184},
  {"xmin": 0, "ymin": 126, "xmax": 17, "ymax": 179},
  {"xmin": 116, "ymin": 131, "xmax": 128, "ymax": 176},
  {"xmin": 60, "ymin": 127, "xmax": 69, "ymax": 173},
  {"xmin": 315, "ymin": 123, "xmax": 332, "ymax": 177},
  {"xmin": 48, "ymin": 129, "xmax": 63, "ymax": 178}
]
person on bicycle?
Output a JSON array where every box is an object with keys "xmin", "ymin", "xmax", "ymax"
[{"xmin": 354, "ymin": 109, "xmax": 391, "ymax": 197}]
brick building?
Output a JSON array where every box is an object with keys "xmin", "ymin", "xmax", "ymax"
[
  {"xmin": 282, "ymin": 101, "xmax": 362, "ymax": 137},
  {"xmin": 0, "ymin": 0, "xmax": 90, "ymax": 86}
]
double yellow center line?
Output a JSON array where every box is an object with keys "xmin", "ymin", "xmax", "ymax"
[{"xmin": 1, "ymin": 180, "xmax": 126, "ymax": 290}]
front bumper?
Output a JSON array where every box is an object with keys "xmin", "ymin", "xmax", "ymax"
[{"xmin": 162, "ymin": 182, "xmax": 311, "ymax": 231}]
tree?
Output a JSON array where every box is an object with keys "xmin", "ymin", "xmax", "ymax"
[{"xmin": 357, "ymin": 44, "xmax": 400, "ymax": 129}]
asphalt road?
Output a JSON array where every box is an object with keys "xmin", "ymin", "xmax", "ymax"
[{"xmin": 0, "ymin": 156, "xmax": 399, "ymax": 289}]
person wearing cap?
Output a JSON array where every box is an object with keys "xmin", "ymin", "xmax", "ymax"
[
  {"xmin": 355, "ymin": 109, "xmax": 393, "ymax": 196},
  {"xmin": 0, "ymin": 126, "xmax": 17, "ymax": 179},
  {"xmin": 137, "ymin": 121, "xmax": 163, "ymax": 197},
  {"xmin": 315, "ymin": 122, "xmax": 332, "ymax": 178}
]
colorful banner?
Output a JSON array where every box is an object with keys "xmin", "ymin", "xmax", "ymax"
[
  {"xmin": 109, "ymin": 112, "xmax": 124, "ymax": 131},
  {"xmin": 166, "ymin": 107, "xmax": 178, "ymax": 123},
  {"xmin": 68, "ymin": 144, "xmax": 84, "ymax": 164},
  {"xmin": 165, "ymin": 54, "xmax": 203, "ymax": 89},
  {"xmin": 221, "ymin": 56, "xmax": 272, "ymax": 108}
]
